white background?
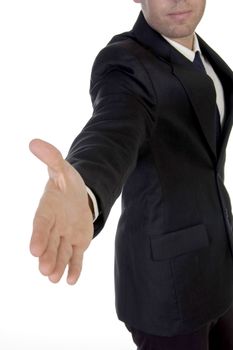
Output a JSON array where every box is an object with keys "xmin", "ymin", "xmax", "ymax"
[{"xmin": 0, "ymin": 1, "xmax": 233, "ymax": 349}]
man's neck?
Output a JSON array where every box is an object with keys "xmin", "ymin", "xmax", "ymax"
[
  {"xmin": 169, "ymin": 34, "xmax": 194, "ymax": 51},
  {"xmin": 162, "ymin": 33, "xmax": 200, "ymax": 62}
]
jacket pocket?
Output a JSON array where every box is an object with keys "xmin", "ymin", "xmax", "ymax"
[{"xmin": 150, "ymin": 224, "xmax": 209, "ymax": 261}]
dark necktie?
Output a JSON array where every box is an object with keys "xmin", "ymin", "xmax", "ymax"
[{"xmin": 193, "ymin": 51, "xmax": 221, "ymax": 155}]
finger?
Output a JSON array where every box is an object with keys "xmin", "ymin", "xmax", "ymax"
[
  {"xmin": 67, "ymin": 247, "xmax": 84, "ymax": 285},
  {"xmin": 30, "ymin": 196, "xmax": 55, "ymax": 257},
  {"xmin": 39, "ymin": 233, "xmax": 60, "ymax": 276},
  {"xmin": 30, "ymin": 216, "xmax": 54, "ymax": 257},
  {"xmin": 48, "ymin": 237, "xmax": 73, "ymax": 283},
  {"xmin": 29, "ymin": 139, "xmax": 64, "ymax": 173}
]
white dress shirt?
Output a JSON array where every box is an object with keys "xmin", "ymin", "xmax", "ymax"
[{"xmin": 86, "ymin": 33, "xmax": 225, "ymax": 222}]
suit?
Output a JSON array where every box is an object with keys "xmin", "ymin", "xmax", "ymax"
[{"xmin": 66, "ymin": 12, "xmax": 233, "ymax": 336}]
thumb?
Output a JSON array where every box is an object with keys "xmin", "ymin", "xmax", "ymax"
[{"xmin": 29, "ymin": 139, "xmax": 65, "ymax": 173}]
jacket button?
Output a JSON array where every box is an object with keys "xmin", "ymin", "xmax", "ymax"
[
  {"xmin": 224, "ymin": 208, "xmax": 229, "ymax": 221},
  {"xmin": 224, "ymin": 208, "xmax": 233, "ymax": 227}
]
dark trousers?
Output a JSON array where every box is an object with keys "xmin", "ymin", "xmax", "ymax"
[{"xmin": 125, "ymin": 303, "xmax": 233, "ymax": 350}]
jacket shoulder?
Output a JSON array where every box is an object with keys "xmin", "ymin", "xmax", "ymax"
[{"xmin": 90, "ymin": 33, "xmax": 153, "ymax": 85}]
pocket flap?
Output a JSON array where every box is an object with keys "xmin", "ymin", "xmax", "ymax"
[{"xmin": 150, "ymin": 224, "xmax": 209, "ymax": 260}]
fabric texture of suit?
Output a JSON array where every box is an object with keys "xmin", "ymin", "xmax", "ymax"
[{"xmin": 66, "ymin": 12, "xmax": 233, "ymax": 337}]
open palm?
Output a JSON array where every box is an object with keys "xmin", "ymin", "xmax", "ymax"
[{"xmin": 29, "ymin": 139, "xmax": 94, "ymax": 285}]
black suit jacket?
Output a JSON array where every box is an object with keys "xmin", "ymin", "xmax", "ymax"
[{"xmin": 66, "ymin": 12, "xmax": 233, "ymax": 336}]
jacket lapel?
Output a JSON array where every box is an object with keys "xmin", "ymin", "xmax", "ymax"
[
  {"xmin": 170, "ymin": 52, "xmax": 218, "ymax": 160},
  {"xmin": 132, "ymin": 12, "xmax": 233, "ymax": 163},
  {"xmin": 198, "ymin": 35, "xmax": 233, "ymax": 167}
]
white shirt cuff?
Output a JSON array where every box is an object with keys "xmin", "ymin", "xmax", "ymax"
[{"xmin": 86, "ymin": 186, "xmax": 99, "ymax": 222}]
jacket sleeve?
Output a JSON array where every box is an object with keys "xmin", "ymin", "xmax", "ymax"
[{"xmin": 66, "ymin": 41, "xmax": 157, "ymax": 238}]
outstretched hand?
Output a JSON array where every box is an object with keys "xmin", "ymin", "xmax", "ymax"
[{"xmin": 29, "ymin": 139, "xmax": 94, "ymax": 285}]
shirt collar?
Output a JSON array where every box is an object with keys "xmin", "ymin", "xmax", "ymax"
[{"xmin": 162, "ymin": 33, "xmax": 201, "ymax": 62}]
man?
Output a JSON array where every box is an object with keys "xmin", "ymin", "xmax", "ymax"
[{"xmin": 29, "ymin": 0, "xmax": 233, "ymax": 349}]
